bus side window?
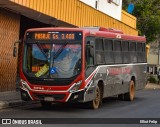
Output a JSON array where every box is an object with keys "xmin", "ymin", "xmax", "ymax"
[
  {"xmin": 104, "ymin": 39, "xmax": 114, "ymax": 64},
  {"xmin": 142, "ymin": 43, "xmax": 146, "ymax": 62},
  {"xmin": 137, "ymin": 42, "xmax": 143, "ymax": 63},
  {"xmin": 129, "ymin": 41, "xmax": 137, "ymax": 63},
  {"xmin": 95, "ymin": 38, "xmax": 105, "ymax": 64},
  {"xmin": 114, "ymin": 40, "xmax": 122, "ymax": 64},
  {"xmin": 121, "ymin": 41, "xmax": 129, "ymax": 63}
]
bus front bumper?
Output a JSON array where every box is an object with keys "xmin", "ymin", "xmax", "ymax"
[{"xmin": 20, "ymin": 88, "xmax": 85, "ymax": 103}]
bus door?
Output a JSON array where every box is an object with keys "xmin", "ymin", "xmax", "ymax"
[{"xmin": 84, "ymin": 36, "xmax": 97, "ymax": 102}]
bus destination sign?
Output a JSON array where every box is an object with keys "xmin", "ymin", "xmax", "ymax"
[{"xmin": 27, "ymin": 32, "xmax": 82, "ymax": 41}]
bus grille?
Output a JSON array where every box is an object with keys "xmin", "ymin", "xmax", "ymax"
[{"xmin": 33, "ymin": 93, "xmax": 66, "ymax": 101}]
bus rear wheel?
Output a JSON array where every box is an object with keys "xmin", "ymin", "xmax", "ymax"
[
  {"xmin": 124, "ymin": 80, "xmax": 135, "ymax": 101},
  {"xmin": 87, "ymin": 85, "xmax": 102, "ymax": 109}
]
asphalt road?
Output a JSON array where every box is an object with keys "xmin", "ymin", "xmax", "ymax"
[{"xmin": 0, "ymin": 89, "xmax": 160, "ymax": 127}]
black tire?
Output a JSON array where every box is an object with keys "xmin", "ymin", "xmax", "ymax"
[
  {"xmin": 87, "ymin": 85, "xmax": 102, "ymax": 109},
  {"xmin": 124, "ymin": 80, "xmax": 135, "ymax": 101},
  {"xmin": 40, "ymin": 101, "xmax": 52, "ymax": 108}
]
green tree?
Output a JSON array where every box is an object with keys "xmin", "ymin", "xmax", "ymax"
[
  {"xmin": 123, "ymin": 0, "xmax": 160, "ymax": 43},
  {"xmin": 122, "ymin": 0, "xmax": 131, "ymax": 10}
]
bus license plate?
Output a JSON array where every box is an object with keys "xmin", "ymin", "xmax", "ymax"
[{"xmin": 44, "ymin": 97, "xmax": 55, "ymax": 102}]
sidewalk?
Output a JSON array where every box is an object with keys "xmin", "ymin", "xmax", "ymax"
[
  {"xmin": 0, "ymin": 83, "xmax": 160, "ymax": 110},
  {"xmin": 145, "ymin": 83, "xmax": 160, "ymax": 90},
  {"xmin": 0, "ymin": 90, "xmax": 38, "ymax": 110}
]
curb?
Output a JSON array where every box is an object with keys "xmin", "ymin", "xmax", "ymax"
[
  {"xmin": 0, "ymin": 100, "xmax": 39, "ymax": 110},
  {"xmin": 145, "ymin": 83, "xmax": 160, "ymax": 90}
]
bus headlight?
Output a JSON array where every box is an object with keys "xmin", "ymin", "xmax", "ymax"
[
  {"xmin": 69, "ymin": 80, "xmax": 82, "ymax": 93},
  {"xmin": 20, "ymin": 79, "xmax": 31, "ymax": 91}
]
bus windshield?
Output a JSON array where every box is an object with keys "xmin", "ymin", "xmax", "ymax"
[{"xmin": 23, "ymin": 42, "xmax": 81, "ymax": 79}]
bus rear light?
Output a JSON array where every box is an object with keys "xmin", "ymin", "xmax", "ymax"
[{"xmin": 69, "ymin": 80, "xmax": 82, "ymax": 93}]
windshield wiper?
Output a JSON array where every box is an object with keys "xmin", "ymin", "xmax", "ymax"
[
  {"xmin": 50, "ymin": 42, "xmax": 67, "ymax": 69},
  {"xmin": 36, "ymin": 41, "xmax": 48, "ymax": 58},
  {"xmin": 53, "ymin": 42, "xmax": 67, "ymax": 59}
]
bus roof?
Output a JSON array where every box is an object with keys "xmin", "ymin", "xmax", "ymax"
[{"xmin": 26, "ymin": 27, "xmax": 146, "ymax": 42}]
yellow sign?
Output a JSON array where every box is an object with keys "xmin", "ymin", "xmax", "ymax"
[{"xmin": 35, "ymin": 64, "xmax": 49, "ymax": 77}]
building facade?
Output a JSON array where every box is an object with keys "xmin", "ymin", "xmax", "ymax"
[
  {"xmin": 80, "ymin": 0, "xmax": 122, "ymax": 20},
  {"xmin": 0, "ymin": 0, "xmax": 137, "ymax": 91},
  {"xmin": 147, "ymin": 41, "xmax": 160, "ymax": 75}
]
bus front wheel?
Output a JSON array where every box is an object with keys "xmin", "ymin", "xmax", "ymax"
[
  {"xmin": 124, "ymin": 80, "xmax": 135, "ymax": 101},
  {"xmin": 87, "ymin": 85, "xmax": 102, "ymax": 109}
]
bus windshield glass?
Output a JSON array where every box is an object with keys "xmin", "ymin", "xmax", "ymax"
[{"xmin": 23, "ymin": 42, "xmax": 81, "ymax": 79}]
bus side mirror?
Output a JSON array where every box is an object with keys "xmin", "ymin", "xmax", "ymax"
[
  {"xmin": 13, "ymin": 46, "xmax": 17, "ymax": 57},
  {"xmin": 13, "ymin": 40, "xmax": 22, "ymax": 57}
]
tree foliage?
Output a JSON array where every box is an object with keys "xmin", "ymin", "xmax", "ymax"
[{"xmin": 122, "ymin": 0, "xmax": 160, "ymax": 43}]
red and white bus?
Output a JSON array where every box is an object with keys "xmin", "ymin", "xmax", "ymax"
[{"xmin": 14, "ymin": 27, "xmax": 147, "ymax": 109}]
